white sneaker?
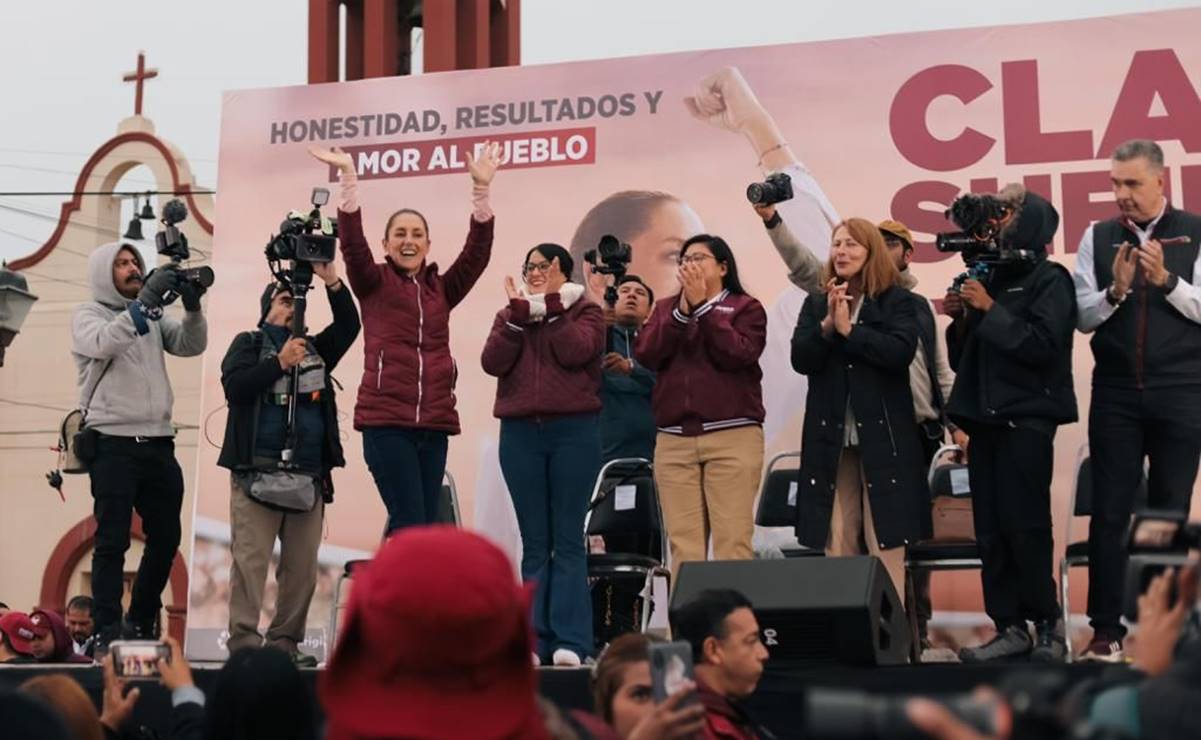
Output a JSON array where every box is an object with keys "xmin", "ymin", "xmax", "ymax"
[{"xmin": 552, "ymin": 648, "xmax": 582, "ymax": 667}]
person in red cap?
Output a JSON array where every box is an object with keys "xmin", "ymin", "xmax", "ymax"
[
  {"xmin": 320, "ymin": 526, "xmax": 551, "ymax": 740},
  {"xmin": 29, "ymin": 609, "xmax": 93, "ymax": 664},
  {"xmin": 0, "ymin": 611, "xmax": 41, "ymax": 663}
]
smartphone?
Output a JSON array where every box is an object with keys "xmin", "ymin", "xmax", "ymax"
[
  {"xmin": 110, "ymin": 640, "xmax": 171, "ymax": 680},
  {"xmin": 648, "ymin": 641, "xmax": 699, "ymax": 707}
]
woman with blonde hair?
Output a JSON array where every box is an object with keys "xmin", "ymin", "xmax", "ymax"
[{"xmin": 790, "ymin": 218, "xmax": 930, "ymax": 601}]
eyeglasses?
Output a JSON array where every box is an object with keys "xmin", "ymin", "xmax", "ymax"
[
  {"xmin": 678, "ymin": 253, "xmax": 716, "ymax": 266},
  {"xmin": 523, "ymin": 261, "xmax": 553, "ymax": 276}
]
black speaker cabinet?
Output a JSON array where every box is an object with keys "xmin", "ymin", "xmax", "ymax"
[{"xmin": 669, "ymin": 556, "xmax": 909, "ymax": 667}]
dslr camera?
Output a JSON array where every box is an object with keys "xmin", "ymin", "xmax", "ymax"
[
  {"xmin": 746, "ymin": 172, "xmax": 793, "ymax": 206},
  {"xmin": 1123, "ymin": 510, "xmax": 1201, "ymax": 621},
  {"xmin": 155, "ymin": 199, "xmax": 215, "ymax": 290},
  {"xmin": 265, "ymin": 188, "xmax": 338, "ymax": 266},
  {"xmin": 584, "ymin": 234, "xmax": 632, "ymax": 307}
]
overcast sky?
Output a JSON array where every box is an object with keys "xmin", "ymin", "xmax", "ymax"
[{"xmin": 2, "ymin": 0, "xmax": 1197, "ymax": 262}]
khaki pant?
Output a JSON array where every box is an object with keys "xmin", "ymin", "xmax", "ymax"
[
  {"xmin": 828, "ymin": 448, "xmax": 906, "ymax": 606},
  {"xmin": 654, "ymin": 426, "xmax": 764, "ymax": 580},
  {"xmin": 227, "ymin": 477, "xmax": 324, "ymax": 654}
]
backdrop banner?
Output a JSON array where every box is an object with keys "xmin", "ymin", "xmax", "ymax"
[{"xmin": 186, "ymin": 7, "xmax": 1201, "ymax": 656}]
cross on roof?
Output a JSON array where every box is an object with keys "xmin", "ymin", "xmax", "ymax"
[{"xmin": 122, "ymin": 51, "xmax": 159, "ymax": 117}]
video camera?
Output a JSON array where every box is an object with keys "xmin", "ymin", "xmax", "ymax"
[
  {"xmin": 154, "ymin": 199, "xmax": 215, "ymax": 290},
  {"xmin": 584, "ymin": 234, "xmax": 632, "ymax": 307},
  {"xmin": 803, "ymin": 670, "xmax": 1122, "ymax": 740},
  {"xmin": 746, "ymin": 172, "xmax": 793, "ymax": 206},
  {"xmin": 938, "ymin": 192, "xmax": 1039, "ymax": 293},
  {"xmin": 265, "ymin": 188, "xmax": 338, "ymax": 268},
  {"xmin": 1123, "ymin": 511, "xmax": 1201, "ymax": 622}
]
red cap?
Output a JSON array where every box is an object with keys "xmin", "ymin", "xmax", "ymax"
[
  {"xmin": 0, "ymin": 612, "xmax": 45, "ymax": 656},
  {"xmin": 320, "ymin": 526, "xmax": 547, "ymax": 740}
]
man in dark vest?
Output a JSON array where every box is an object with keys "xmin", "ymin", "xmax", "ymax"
[
  {"xmin": 218, "ymin": 260, "xmax": 359, "ymax": 666},
  {"xmin": 1074, "ymin": 139, "xmax": 1201, "ymax": 662}
]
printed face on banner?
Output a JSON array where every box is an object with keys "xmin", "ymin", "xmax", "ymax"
[{"xmin": 187, "ymin": 8, "xmax": 1201, "ymax": 641}]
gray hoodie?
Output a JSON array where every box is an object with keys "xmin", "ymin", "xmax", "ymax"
[{"xmin": 70, "ymin": 242, "xmax": 207, "ymax": 436}]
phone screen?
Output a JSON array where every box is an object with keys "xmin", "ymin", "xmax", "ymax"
[
  {"xmin": 110, "ymin": 640, "xmax": 171, "ymax": 680},
  {"xmin": 648, "ymin": 641, "xmax": 699, "ymax": 707}
]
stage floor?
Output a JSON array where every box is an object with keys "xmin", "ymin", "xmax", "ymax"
[{"xmin": 0, "ymin": 660, "xmax": 1107, "ymax": 739}]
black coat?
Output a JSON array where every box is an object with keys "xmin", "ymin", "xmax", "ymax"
[
  {"xmin": 217, "ymin": 283, "xmax": 361, "ymax": 500},
  {"xmin": 791, "ymin": 285, "xmax": 932, "ymax": 549},
  {"xmin": 945, "ymin": 259, "xmax": 1077, "ymax": 428}
]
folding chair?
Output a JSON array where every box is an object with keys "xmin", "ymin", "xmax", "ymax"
[
  {"xmin": 905, "ymin": 444, "xmax": 982, "ymax": 663},
  {"xmin": 1060, "ymin": 444, "xmax": 1148, "ymax": 660},
  {"xmin": 328, "ymin": 471, "xmax": 462, "ymax": 648},
  {"xmin": 585, "ymin": 457, "xmax": 671, "ymax": 636},
  {"xmin": 753, "ymin": 451, "xmax": 821, "ymax": 558}
]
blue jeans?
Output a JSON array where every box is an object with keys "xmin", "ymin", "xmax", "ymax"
[
  {"xmin": 499, "ymin": 414, "xmax": 600, "ymax": 658},
  {"xmin": 362, "ymin": 427, "xmax": 449, "ymax": 535}
]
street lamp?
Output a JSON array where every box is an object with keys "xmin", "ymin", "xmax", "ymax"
[{"xmin": 0, "ymin": 262, "xmax": 39, "ymax": 367}]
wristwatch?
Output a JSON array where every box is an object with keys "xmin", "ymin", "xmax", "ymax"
[{"xmin": 1105, "ymin": 285, "xmax": 1129, "ymax": 307}]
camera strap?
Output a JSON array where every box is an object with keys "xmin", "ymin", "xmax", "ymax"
[
  {"xmin": 914, "ymin": 300, "xmax": 948, "ymax": 430},
  {"xmin": 79, "ymin": 358, "xmax": 114, "ymax": 424}
]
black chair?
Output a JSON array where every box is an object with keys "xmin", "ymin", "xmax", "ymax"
[
  {"xmin": 753, "ymin": 451, "xmax": 821, "ymax": 558},
  {"xmin": 328, "ymin": 471, "xmax": 462, "ymax": 646},
  {"xmin": 1059, "ymin": 445, "xmax": 1148, "ymax": 660},
  {"xmin": 904, "ymin": 444, "xmax": 982, "ymax": 663},
  {"xmin": 585, "ymin": 458, "xmax": 670, "ymax": 634}
]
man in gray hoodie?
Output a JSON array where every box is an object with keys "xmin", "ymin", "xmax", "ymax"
[{"xmin": 71, "ymin": 241, "xmax": 207, "ymax": 645}]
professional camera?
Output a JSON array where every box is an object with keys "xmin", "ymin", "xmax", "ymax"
[
  {"xmin": 584, "ymin": 234, "xmax": 632, "ymax": 307},
  {"xmin": 746, "ymin": 172, "xmax": 793, "ymax": 206},
  {"xmin": 154, "ymin": 199, "xmax": 215, "ymax": 289},
  {"xmin": 802, "ymin": 670, "xmax": 1123, "ymax": 740},
  {"xmin": 265, "ymin": 188, "xmax": 338, "ymax": 266},
  {"xmin": 935, "ymin": 192, "xmax": 1014, "ymax": 260},
  {"xmin": 1122, "ymin": 510, "xmax": 1201, "ymax": 621}
]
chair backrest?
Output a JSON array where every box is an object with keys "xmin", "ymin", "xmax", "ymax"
[
  {"xmin": 755, "ymin": 452, "xmax": 801, "ymax": 528},
  {"xmin": 586, "ymin": 459, "xmax": 664, "ymax": 561},
  {"xmin": 434, "ymin": 472, "xmax": 462, "ymax": 526}
]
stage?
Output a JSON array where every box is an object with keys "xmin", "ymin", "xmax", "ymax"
[{"xmin": 0, "ymin": 661, "xmax": 1108, "ymax": 739}]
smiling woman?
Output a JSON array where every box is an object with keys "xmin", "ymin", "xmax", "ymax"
[{"xmin": 307, "ymin": 142, "xmax": 502, "ymax": 536}]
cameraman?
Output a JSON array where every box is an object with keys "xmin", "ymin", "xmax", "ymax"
[
  {"xmin": 71, "ymin": 241, "xmax": 207, "ymax": 647},
  {"xmin": 601, "ymin": 275, "xmax": 657, "ymax": 463},
  {"xmin": 943, "ymin": 187, "xmax": 1077, "ymax": 663},
  {"xmin": 217, "ymin": 260, "xmax": 359, "ymax": 665},
  {"xmin": 1074, "ymin": 139, "xmax": 1201, "ymax": 662}
]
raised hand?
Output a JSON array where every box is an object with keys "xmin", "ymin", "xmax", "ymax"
[
  {"xmin": 684, "ymin": 66, "xmax": 768, "ymax": 134},
  {"xmin": 308, "ymin": 146, "xmax": 354, "ymax": 174},
  {"xmin": 960, "ymin": 280, "xmax": 994, "ymax": 312},
  {"xmin": 679, "ymin": 262, "xmax": 708, "ymax": 308},
  {"xmin": 1137, "ymin": 239, "xmax": 1170, "ymax": 288},
  {"xmin": 465, "ymin": 141, "xmax": 503, "ymax": 186},
  {"xmin": 99, "ymin": 655, "xmax": 141, "ymax": 733},
  {"xmin": 277, "ymin": 337, "xmax": 308, "ymax": 370},
  {"xmin": 832, "ymin": 285, "xmax": 853, "ymax": 337},
  {"xmin": 1111, "ymin": 242, "xmax": 1136, "ymax": 296},
  {"xmin": 504, "ymin": 275, "xmax": 521, "ymax": 301}
]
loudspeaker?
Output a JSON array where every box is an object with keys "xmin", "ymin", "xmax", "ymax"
[{"xmin": 670, "ymin": 556, "xmax": 909, "ymax": 667}]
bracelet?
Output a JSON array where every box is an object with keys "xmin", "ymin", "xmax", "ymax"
[
  {"xmin": 763, "ymin": 211, "xmax": 782, "ymax": 229},
  {"xmin": 756, "ymin": 142, "xmax": 789, "ymax": 167},
  {"xmin": 1105, "ymin": 286, "xmax": 1129, "ymax": 307}
]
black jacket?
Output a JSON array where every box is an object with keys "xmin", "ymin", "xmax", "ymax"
[
  {"xmin": 791, "ymin": 285, "xmax": 932, "ymax": 549},
  {"xmin": 600, "ymin": 323, "xmax": 656, "ymax": 462},
  {"xmin": 945, "ymin": 258, "xmax": 1078, "ymax": 429},
  {"xmin": 217, "ymin": 283, "xmax": 360, "ymax": 500}
]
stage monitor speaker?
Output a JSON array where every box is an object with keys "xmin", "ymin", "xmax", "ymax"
[{"xmin": 669, "ymin": 556, "xmax": 909, "ymax": 667}]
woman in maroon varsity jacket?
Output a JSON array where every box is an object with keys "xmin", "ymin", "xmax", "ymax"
[
  {"xmin": 635, "ymin": 234, "xmax": 767, "ymax": 577},
  {"xmin": 310, "ymin": 143, "xmax": 501, "ymax": 534},
  {"xmin": 481, "ymin": 243, "xmax": 605, "ymax": 666}
]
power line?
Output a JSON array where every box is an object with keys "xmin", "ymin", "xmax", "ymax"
[
  {"xmin": 0, "ymin": 146, "xmax": 217, "ymax": 164},
  {"xmin": 0, "ymin": 163, "xmax": 158, "ymax": 185}
]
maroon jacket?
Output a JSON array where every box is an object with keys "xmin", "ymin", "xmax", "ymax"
[
  {"xmin": 697, "ymin": 679, "xmax": 770, "ymax": 740},
  {"xmin": 480, "ymin": 290, "xmax": 605, "ymax": 419},
  {"xmin": 338, "ymin": 208, "xmax": 493, "ymax": 433},
  {"xmin": 635, "ymin": 290, "xmax": 767, "ymax": 436}
]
